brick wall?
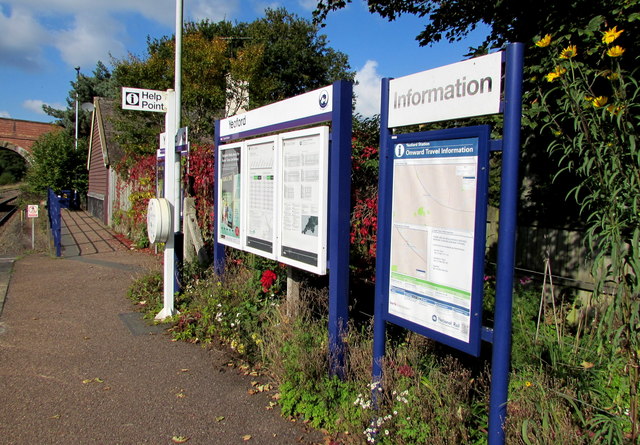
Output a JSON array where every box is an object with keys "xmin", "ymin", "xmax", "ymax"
[{"xmin": 0, "ymin": 117, "xmax": 60, "ymax": 153}]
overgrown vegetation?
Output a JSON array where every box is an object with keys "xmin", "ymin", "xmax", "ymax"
[
  {"xmin": 23, "ymin": 130, "xmax": 87, "ymax": 196},
  {"xmin": 129, "ymin": 252, "xmax": 638, "ymax": 443}
]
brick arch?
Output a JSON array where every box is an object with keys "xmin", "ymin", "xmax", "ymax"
[
  {"xmin": 0, "ymin": 117, "xmax": 61, "ymax": 162},
  {"xmin": 0, "ymin": 140, "xmax": 32, "ymax": 164}
]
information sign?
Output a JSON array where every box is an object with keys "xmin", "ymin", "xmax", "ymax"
[
  {"xmin": 382, "ymin": 126, "xmax": 490, "ymax": 356},
  {"xmin": 121, "ymin": 87, "xmax": 167, "ymax": 113},
  {"xmin": 389, "ymin": 136, "xmax": 483, "ymax": 344},
  {"xmin": 244, "ymin": 136, "xmax": 277, "ymax": 258},
  {"xmin": 387, "ymin": 52, "xmax": 502, "ymax": 127},
  {"xmin": 217, "ymin": 143, "xmax": 243, "ymax": 248},
  {"xmin": 277, "ymin": 126, "xmax": 329, "ymax": 274}
]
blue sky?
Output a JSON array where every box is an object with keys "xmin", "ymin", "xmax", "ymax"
[{"xmin": 0, "ymin": 0, "xmax": 488, "ymax": 122}]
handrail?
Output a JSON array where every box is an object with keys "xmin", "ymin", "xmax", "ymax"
[{"xmin": 47, "ymin": 188, "xmax": 61, "ymax": 257}]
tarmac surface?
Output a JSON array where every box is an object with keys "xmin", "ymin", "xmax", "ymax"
[{"xmin": 0, "ymin": 210, "xmax": 325, "ymax": 444}]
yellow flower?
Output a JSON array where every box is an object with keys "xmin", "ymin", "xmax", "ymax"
[
  {"xmin": 600, "ymin": 70, "xmax": 620, "ymax": 80},
  {"xmin": 545, "ymin": 66, "xmax": 567, "ymax": 82},
  {"xmin": 606, "ymin": 104, "xmax": 624, "ymax": 116},
  {"xmin": 607, "ymin": 46, "xmax": 625, "ymax": 57},
  {"xmin": 525, "ymin": 381, "xmax": 532, "ymax": 387},
  {"xmin": 602, "ymin": 26, "xmax": 623, "ymax": 44},
  {"xmin": 535, "ymin": 34, "xmax": 552, "ymax": 48},
  {"xmin": 559, "ymin": 45, "xmax": 577, "ymax": 59},
  {"xmin": 592, "ymin": 96, "xmax": 608, "ymax": 108}
]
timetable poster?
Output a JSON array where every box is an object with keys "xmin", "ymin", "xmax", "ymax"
[
  {"xmin": 279, "ymin": 127, "xmax": 328, "ymax": 273},
  {"xmin": 218, "ymin": 145, "xmax": 242, "ymax": 246},
  {"xmin": 245, "ymin": 138, "xmax": 276, "ymax": 256}
]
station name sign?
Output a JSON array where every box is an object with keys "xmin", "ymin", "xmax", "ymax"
[
  {"xmin": 219, "ymin": 86, "xmax": 332, "ymax": 141},
  {"xmin": 121, "ymin": 87, "xmax": 167, "ymax": 113},
  {"xmin": 388, "ymin": 52, "xmax": 503, "ymax": 128}
]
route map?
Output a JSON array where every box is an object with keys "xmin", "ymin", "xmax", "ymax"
[{"xmin": 388, "ymin": 138, "xmax": 479, "ymax": 342}]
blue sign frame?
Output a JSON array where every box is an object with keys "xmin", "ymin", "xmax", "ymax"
[
  {"xmin": 213, "ymin": 80, "xmax": 353, "ymax": 376},
  {"xmin": 377, "ymin": 125, "xmax": 490, "ymax": 357},
  {"xmin": 373, "ymin": 44, "xmax": 524, "ymax": 445}
]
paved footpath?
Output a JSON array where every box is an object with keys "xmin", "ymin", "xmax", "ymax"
[{"xmin": 0, "ymin": 210, "xmax": 324, "ymax": 445}]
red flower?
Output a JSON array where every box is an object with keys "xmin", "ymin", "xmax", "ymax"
[{"xmin": 261, "ymin": 270, "xmax": 277, "ymax": 292}]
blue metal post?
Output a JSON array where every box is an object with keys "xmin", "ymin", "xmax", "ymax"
[
  {"xmin": 488, "ymin": 42, "xmax": 524, "ymax": 444},
  {"xmin": 213, "ymin": 120, "xmax": 225, "ymax": 276},
  {"xmin": 372, "ymin": 78, "xmax": 392, "ymax": 381},
  {"xmin": 328, "ymin": 80, "xmax": 353, "ymax": 378}
]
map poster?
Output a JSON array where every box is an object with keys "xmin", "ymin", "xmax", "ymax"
[
  {"xmin": 388, "ymin": 137, "xmax": 480, "ymax": 343},
  {"xmin": 279, "ymin": 127, "xmax": 328, "ymax": 273},
  {"xmin": 245, "ymin": 137, "xmax": 276, "ymax": 257},
  {"xmin": 218, "ymin": 144, "xmax": 242, "ymax": 247}
]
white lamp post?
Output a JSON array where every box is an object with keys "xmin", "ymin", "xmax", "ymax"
[{"xmin": 74, "ymin": 66, "xmax": 80, "ymax": 150}]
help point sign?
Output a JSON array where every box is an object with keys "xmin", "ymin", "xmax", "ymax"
[
  {"xmin": 388, "ymin": 52, "xmax": 503, "ymax": 127},
  {"xmin": 121, "ymin": 87, "xmax": 167, "ymax": 113}
]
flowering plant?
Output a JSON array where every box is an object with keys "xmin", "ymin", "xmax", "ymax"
[
  {"xmin": 260, "ymin": 269, "xmax": 277, "ymax": 293},
  {"xmin": 530, "ymin": 14, "xmax": 639, "ymax": 441}
]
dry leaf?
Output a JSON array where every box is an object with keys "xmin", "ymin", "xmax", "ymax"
[
  {"xmin": 82, "ymin": 377, "xmax": 104, "ymax": 384},
  {"xmin": 581, "ymin": 361, "xmax": 594, "ymax": 369},
  {"xmin": 176, "ymin": 392, "xmax": 186, "ymax": 398},
  {"xmin": 247, "ymin": 389, "xmax": 257, "ymax": 395},
  {"xmin": 172, "ymin": 436, "xmax": 189, "ymax": 443},
  {"xmin": 180, "ymin": 369, "xmax": 189, "ymax": 373},
  {"xmin": 242, "ymin": 435, "xmax": 252, "ymax": 441},
  {"xmin": 271, "ymin": 393, "xmax": 281, "ymax": 400},
  {"xmin": 215, "ymin": 416, "xmax": 225, "ymax": 422}
]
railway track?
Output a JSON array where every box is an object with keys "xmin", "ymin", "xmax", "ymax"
[{"xmin": 0, "ymin": 188, "xmax": 20, "ymax": 227}]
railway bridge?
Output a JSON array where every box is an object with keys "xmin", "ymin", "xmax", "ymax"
[{"xmin": 0, "ymin": 117, "xmax": 60, "ymax": 162}]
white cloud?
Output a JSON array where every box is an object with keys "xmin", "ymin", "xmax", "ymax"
[
  {"xmin": 0, "ymin": 0, "xmax": 248, "ymax": 71},
  {"xmin": 54, "ymin": 12, "xmax": 127, "ymax": 67},
  {"xmin": 0, "ymin": 6, "xmax": 49, "ymax": 70},
  {"xmin": 190, "ymin": 0, "xmax": 240, "ymax": 23},
  {"xmin": 354, "ymin": 60, "xmax": 382, "ymax": 118},
  {"xmin": 22, "ymin": 99, "xmax": 65, "ymax": 115},
  {"xmin": 297, "ymin": 0, "xmax": 317, "ymax": 11},
  {"xmin": 0, "ymin": 111, "xmax": 11, "ymax": 118}
]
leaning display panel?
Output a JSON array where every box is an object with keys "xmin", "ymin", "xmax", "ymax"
[
  {"xmin": 217, "ymin": 142, "xmax": 243, "ymax": 249},
  {"xmin": 277, "ymin": 126, "xmax": 330, "ymax": 275}
]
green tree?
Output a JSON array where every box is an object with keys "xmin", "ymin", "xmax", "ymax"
[
  {"xmin": 24, "ymin": 130, "xmax": 88, "ymax": 195},
  {"xmin": 43, "ymin": 61, "xmax": 116, "ymax": 139},
  {"xmin": 111, "ymin": 8, "xmax": 354, "ymax": 157}
]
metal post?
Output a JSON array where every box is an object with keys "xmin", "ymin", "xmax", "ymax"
[
  {"xmin": 213, "ymin": 120, "xmax": 225, "ymax": 275},
  {"xmin": 74, "ymin": 66, "xmax": 80, "ymax": 150},
  {"xmin": 488, "ymin": 42, "xmax": 524, "ymax": 444},
  {"xmin": 327, "ymin": 80, "xmax": 352, "ymax": 378},
  {"xmin": 156, "ymin": 90, "xmax": 177, "ymax": 321},
  {"xmin": 173, "ymin": 0, "xmax": 183, "ymax": 232},
  {"xmin": 372, "ymin": 77, "xmax": 392, "ymax": 382}
]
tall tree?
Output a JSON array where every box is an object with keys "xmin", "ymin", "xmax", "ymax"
[
  {"xmin": 43, "ymin": 61, "xmax": 116, "ymax": 138},
  {"xmin": 111, "ymin": 8, "xmax": 354, "ymax": 154},
  {"xmin": 24, "ymin": 130, "xmax": 88, "ymax": 194}
]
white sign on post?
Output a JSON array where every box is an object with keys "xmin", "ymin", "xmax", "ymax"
[
  {"xmin": 27, "ymin": 205, "xmax": 39, "ymax": 218},
  {"xmin": 121, "ymin": 87, "xmax": 167, "ymax": 113},
  {"xmin": 388, "ymin": 52, "xmax": 503, "ymax": 127}
]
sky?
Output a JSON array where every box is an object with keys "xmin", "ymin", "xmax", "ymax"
[{"xmin": 0, "ymin": 0, "xmax": 489, "ymax": 123}]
